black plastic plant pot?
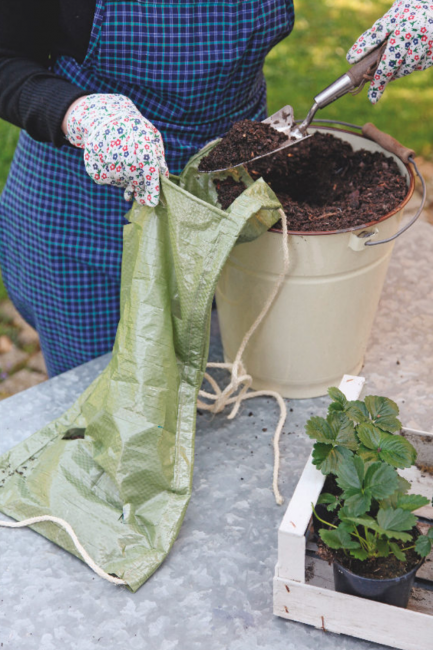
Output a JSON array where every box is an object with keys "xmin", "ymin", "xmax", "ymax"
[{"xmin": 333, "ymin": 559, "xmax": 422, "ymax": 608}]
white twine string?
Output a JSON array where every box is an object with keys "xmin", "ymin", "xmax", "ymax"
[
  {"xmin": 0, "ymin": 515, "xmax": 126, "ymax": 585},
  {"xmin": 0, "ymin": 209, "xmax": 290, "ymax": 584},
  {"xmin": 199, "ymin": 209, "xmax": 290, "ymax": 505}
]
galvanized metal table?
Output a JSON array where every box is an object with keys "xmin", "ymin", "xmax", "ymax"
[{"xmin": 0, "ymin": 221, "xmax": 431, "ymax": 650}]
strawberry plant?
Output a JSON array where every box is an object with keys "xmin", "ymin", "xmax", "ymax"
[
  {"xmin": 306, "ymin": 388, "xmax": 416, "ymax": 474},
  {"xmin": 308, "ymin": 389, "xmax": 433, "ymax": 565},
  {"xmin": 314, "ymin": 455, "xmax": 433, "ymax": 562}
]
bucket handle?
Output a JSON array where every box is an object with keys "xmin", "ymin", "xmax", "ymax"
[{"xmin": 296, "ymin": 118, "xmax": 427, "ymax": 247}]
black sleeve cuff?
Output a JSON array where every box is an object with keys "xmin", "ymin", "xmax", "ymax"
[{"xmin": 19, "ymin": 73, "xmax": 87, "ymax": 148}]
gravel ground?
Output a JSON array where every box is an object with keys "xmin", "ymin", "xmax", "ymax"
[{"xmin": 0, "ymin": 301, "xmax": 48, "ymax": 399}]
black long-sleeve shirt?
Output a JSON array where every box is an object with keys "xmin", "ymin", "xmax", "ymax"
[{"xmin": 0, "ymin": 1, "xmax": 96, "ymax": 146}]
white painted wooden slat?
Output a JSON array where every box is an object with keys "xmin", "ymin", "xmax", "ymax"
[
  {"xmin": 277, "ymin": 454, "xmax": 324, "ymax": 582},
  {"xmin": 338, "ymin": 374, "xmax": 366, "ymax": 401},
  {"xmin": 274, "ymin": 575, "xmax": 433, "ymax": 650},
  {"xmin": 402, "ymin": 427, "xmax": 433, "ymax": 439}
]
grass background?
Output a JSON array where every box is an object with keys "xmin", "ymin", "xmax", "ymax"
[{"xmin": 0, "ymin": 0, "xmax": 432, "ymax": 299}]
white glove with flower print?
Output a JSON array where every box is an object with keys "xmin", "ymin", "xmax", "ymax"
[
  {"xmin": 65, "ymin": 94, "xmax": 169, "ymax": 207},
  {"xmin": 347, "ymin": 1, "xmax": 433, "ymax": 103}
]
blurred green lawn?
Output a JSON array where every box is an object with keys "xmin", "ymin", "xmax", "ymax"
[{"xmin": 0, "ymin": 0, "xmax": 432, "ymax": 299}]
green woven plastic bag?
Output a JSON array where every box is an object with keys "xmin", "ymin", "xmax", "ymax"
[{"xmin": 0, "ymin": 146, "xmax": 281, "ymax": 590}]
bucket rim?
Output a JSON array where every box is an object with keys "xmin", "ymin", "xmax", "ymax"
[{"xmin": 269, "ymin": 126, "xmax": 415, "ymax": 237}]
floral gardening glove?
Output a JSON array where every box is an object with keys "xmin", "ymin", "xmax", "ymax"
[
  {"xmin": 66, "ymin": 94, "xmax": 169, "ymax": 207},
  {"xmin": 347, "ymin": 1, "xmax": 433, "ymax": 103}
]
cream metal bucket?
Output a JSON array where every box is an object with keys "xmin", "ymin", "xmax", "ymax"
[{"xmin": 215, "ymin": 126, "xmax": 420, "ymax": 399}]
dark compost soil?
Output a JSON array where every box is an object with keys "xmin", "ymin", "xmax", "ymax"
[
  {"xmin": 213, "ymin": 178, "xmax": 247, "ymax": 211},
  {"xmin": 198, "ymin": 119, "xmax": 288, "ymax": 172},
  {"xmin": 205, "ymin": 122, "xmax": 408, "ymax": 232}
]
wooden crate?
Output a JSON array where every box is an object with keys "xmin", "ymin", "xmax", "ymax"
[{"xmin": 274, "ymin": 375, "xmax": 433, "ymax": 650}]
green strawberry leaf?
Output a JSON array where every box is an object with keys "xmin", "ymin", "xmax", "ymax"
[
  {"xmin": 377, "ymin": 529, "xmax": 413, "ymax": 542},
  {"xmin": 372, "ymin": 415, "xmax": 402, "ymax": 434},
  {"xmin": 345, "ymin": 400, "xmax": 369, "ymax": 423},
  {"xmin": 305, "ymin": 416, "xmax": 334, "ymax": 443},
  {"xmin": 428, "ymin": 528, "xmax": 433, "ymax": 540},
  {"xmin": 338, "ymin": 520, "xmax": 356, "ymax": 534},
  {"xmin": 308, "ymin": 412, "xmax": 358, "ymax": 475},
  {"xmin": 415, "ymin": 535, "xmax": 432, "ymax": 558},
  {"xmin": 356, "ymin": 422, "xmax": 381, "ymax": 449},
  {"xmin": 344, "ymin": 492, "xmax": 372, "ymax": 517},
  {"xmin": 377, "ymin": 538, "xmax": 391, "ymax": 558},
  {"xmin": 336, "ymin": 457, "xmax": 398, "ymax": 516},
  {"xmin": 328, "ymin": 389, "xmax": 369, "ymax": 424},
  {"xmin": 336, "ymin": 454, "xmax": 364, "ymax": 492},
  {"xmin": 364, "ymin": 462, "xmax": 399, "ymax": 500},
  {"xmin": 349, "ymin": 548, "xmax": 369, "ymax": 560},
  {"xmin": 319, "ymin": 526, "xmax": 360, "ymax": 550},
  {"xmin": 328, "ymin": 412, "xmax": 358, "ymax": 450},
  {"xmin": 306, "ymin": 412, "xmax": 357, "ymax": 448},
  {"xmin": 396, "ymin": 475, "xmax": 411, "ymax": 495},
  {"xmin": 317, "ymin": 492, "xmax": 340, "ymax": 511},
  {"xmin": 377, "ymin": 507, "xmax": 417, "ymax": 534},
  {"xmin": 396, "ymin": 494, "xmax": 430, "ymax": 511},
  {"xmin": 364, "ymin": 395, "xmax": 399, "ymax": 418},
  {"xmin": 364, "ymin": 395, "xmax": 401, "ymax": 433},
  {"xmin": 379, "ymin": 435, "xmax": 416, "ymax": 469},
  {"xmin": 338, "ymin": 512, "xmax": 377, "ymax": 529},
  {"xmin": 327, "ymin": 387, "xmax": 348, "ymax": 410},
  {"xmin": 379, "ymin": 492, "xmax": 399, "ymax": 510},
  {"xmin": 317, "ymin": 492, "xmax": 337, "ymax": 504},
  {"xmin": 312, "ymin": 443, "xmax": 353, "ymax": 475},
  {"xmin": 338, "ymin": 457, "xmax": 398, "ymax": 499},
  {"xmin": 389, "ymin": 542, "xmax": 406, "ymax": 561},
  {"xmin": 356, "ymin": 423, "xmax": 416, "ymax": 469},
  {"xmin": 357, "ymin": 445, "xmax": 380, "ymax": 464},
  {"xmin": 336, "ymin": 456, "xmax": 371, "ymax": 515}
]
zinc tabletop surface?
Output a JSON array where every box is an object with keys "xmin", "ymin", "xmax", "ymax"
[{"xmin": 0, "ymin": 219, "xmax": 432, "ymax": 650}]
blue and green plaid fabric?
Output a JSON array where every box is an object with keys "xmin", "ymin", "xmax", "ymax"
[{"xmin": 0, "ymin": 0, "xmax": 294, "ymax": 376}]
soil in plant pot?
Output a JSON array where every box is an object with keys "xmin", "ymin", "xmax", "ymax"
[
  {"xmin": 206, "ymin": 123, "xmax": 407, "ymax": 232},
  {"xmin": 198, "ymin": 119, "xmax": 288, "ymax": 172},
  {"xmin": 317, "ymin": 528, "xmax": 422, "ymax": 580}
]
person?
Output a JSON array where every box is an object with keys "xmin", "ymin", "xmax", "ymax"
[
  {"xmin": 347, "ymin": 0, "xmax": 433, "ymax": 102},
  {"xmin": 0, "ymin": 1, "xmax": 431, "ymax": 377}
]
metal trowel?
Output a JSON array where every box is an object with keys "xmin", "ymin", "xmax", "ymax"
[{"xmin": 201, "ymin": 43, "xmax": 386, "ymax": 173}]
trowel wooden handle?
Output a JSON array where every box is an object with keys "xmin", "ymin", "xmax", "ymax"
[
  {"xmin": 347, "ymin": 43, "xmax": 387, "ymax": 87},
  {"xmin": 362, "ymin": 123, "xmax": 416, "ymax": 164}
]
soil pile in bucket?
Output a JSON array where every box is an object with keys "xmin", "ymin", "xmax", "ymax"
[
  {"xmin": 206, "ymin": 122, "xmax": 407, "ymax": 232},
  {"xmin": 198, "ymin": 119, "xmax": 288, "ymax": 171}
]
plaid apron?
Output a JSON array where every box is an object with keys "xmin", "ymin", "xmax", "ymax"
[{"xmin": 0, "ymin": 0, "xmax": 294, "ymax": 376}]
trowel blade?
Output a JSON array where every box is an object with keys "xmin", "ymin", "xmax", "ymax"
[
  {"xmin": 262, "ymin": 104, "xmax": 297, "ymax": 132},
  {"xmin": 202, "ymin": 133, "xmax": 313, "ymax": 173},
  {"xmin": 200, "ymin": 104, "xmax": 312, "ymax": 173}
]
